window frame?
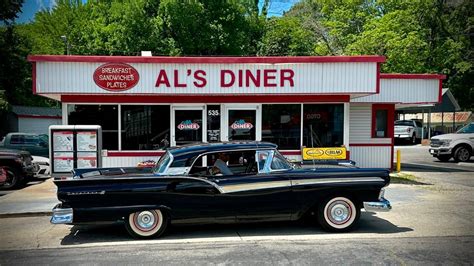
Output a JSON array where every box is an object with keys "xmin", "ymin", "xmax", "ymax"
[{"xmin": 371, "ymin": 104, "xmax": 395, "ymax": 139}]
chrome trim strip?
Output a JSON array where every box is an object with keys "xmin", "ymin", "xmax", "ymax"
[
  {"xmin": 218, "ymin": 177, "xmax": 385, "ymax": 194},
  {"xmin": 51, "ymin": 207, "xmax": 73, "ymax": 224},
  {"xmin": 291, "ymin": 177, "xmax": 385, "ymax": 186},
  {"xmin": 220, "ymin": 180, "xmax": 292, "ymax": 193}
]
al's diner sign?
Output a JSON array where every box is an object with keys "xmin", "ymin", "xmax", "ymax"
[{"xmin": 30, "ymin": 56, "xmax": 381, "ymax": 95}]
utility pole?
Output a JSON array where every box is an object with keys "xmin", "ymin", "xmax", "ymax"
[{"xmin": 61, "ymin": 35, "xmax": 70, "ymax": 55}]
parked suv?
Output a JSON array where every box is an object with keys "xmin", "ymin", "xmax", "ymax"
[
  {"xmin": 429, "ymin": 123, "xmax": 474, "ymax": 162},
  {"xmin": 395, "ymin": 120, "xmax": 423, "ymax": 144}
]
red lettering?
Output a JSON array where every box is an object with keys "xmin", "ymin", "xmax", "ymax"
[
  {"xmin": 193, "ymin": 70, "xmax": 207, "ymax": 88},
  {"xmin": 263, "ymin": 69, "xmax": 277, "ymax": 87},
  {"xmin": 221, "ymin": 70, "xmax": 235, "ymax": 87},
  {"xmin": 155, "ymin": 70, "xmax": 170, "ymax": 87},
  {"xmin": 245, "ymin": 70, "xmax": 260, "ymax": 87},
  {"xmin": 174, "ymin": 69, "xmax": 186, "ymax": 87},
  {"xmin": 238, "ymin": 70, "xmax": 243, "ymax": 87},
  {"xmin": 280, "ymin": 69, "xmax": 294, "ymax": 87}
]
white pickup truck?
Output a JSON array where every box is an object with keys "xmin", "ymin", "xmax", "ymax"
[
  {"xmin": 394, "ymin": 120, "xmax": 423, "ymax": 144},
  {"xmin": 429, "ymin": 123, "xmax": 474, "ymax": 162}
]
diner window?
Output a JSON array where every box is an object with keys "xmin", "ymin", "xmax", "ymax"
[
  {"xmin": 262, "ymin": 104, "xmax": 301, "ymax": 150},
  {"xmin": 372, "ymin": 104, "xmax": 393, "ymax": 138},
  {"xmin": 121, "ymin": 105, "xmax": 170, "ymax": 150},
  {"xmin": 303, "ymin": 104, "xmax": 344, "ymax": 147},
  {"xmin": 68, "ymin": 105, "xmax": 118, "ymax": 150}
]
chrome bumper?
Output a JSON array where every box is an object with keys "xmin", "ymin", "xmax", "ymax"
[
  {"xmin": 51, "ymin": 205, "xmax": 73, "ymax": 224},
  {"xmin": 363, "ymin": 198, "xmax": 391, "ymax": 212}
]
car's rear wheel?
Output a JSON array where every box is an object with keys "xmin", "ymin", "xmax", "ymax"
[
  {"xmin": 437, "ymin": 155, "xmax": 451, "ymax": 162},
  {"xmin": 453, "ymin": 146, "xmax": 471, "ymax": 162},
  {"xmin": 125, "ymin": 209, "xmax": 168, "ymax": 239},
  {"xmin": 1, "ymin": 166, "xmax": 22, "ymax": 190},
  {"xmin": 318, "ymin": 196, "xmax": 360, "ymax": 232}
]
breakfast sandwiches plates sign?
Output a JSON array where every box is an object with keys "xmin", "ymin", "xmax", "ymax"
[{"xmin": 302, "ymin": 147, "xmax": 347, "ymax": 160}]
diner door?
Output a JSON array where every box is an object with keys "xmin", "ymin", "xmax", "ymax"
[
  {"xmin": 223, "ymin": 105, "xmax": 261, "ymax": 142},
  {"xmin": 171, "ymin": 106, "xmax": 206, "ymax": 146}
]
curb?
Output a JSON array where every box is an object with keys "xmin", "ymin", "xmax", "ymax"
[{"xmin": 0, "ymin": 211, "xmax": 52, "ymax": 219}]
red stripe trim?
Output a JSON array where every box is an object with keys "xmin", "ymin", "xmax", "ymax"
[
  {"xmin": 438, "ymin": 79, "xmax": 443, "ymax": 103},
  {"xmin": 61, "ymin": 95, "xmax": 351, "ymax": 103},
  {"xmin": 28, "ymin": 55, "xmax": 386, "ymax": 64},
  {"xmin": 32, "ymin": 62, "xmax": 37, "ymax": 94},
  {"xmin": 280, "ymin": 151, "xmax": 301, "ymax": 155},
  {"xmin": 17, "ymin": 114, "xmax": 61, "ymax": 119},
  {"xmin": 380, "ymin": 73, "xmax": 446, "ymax": 80},
  {"xmin": 107, "ymin": 151, "xmax": 165, "ymax": 157},
  {"xmin": 349, "ymin": 143, "xmax": 392, "ymax": 147},
  {"xmin": 376, "ymin": 63, "xmax": 380, "ymax": 94}
]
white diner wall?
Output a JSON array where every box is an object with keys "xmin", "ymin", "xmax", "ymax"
[
  {"xmin": 352, "ymin": 78, "xmax": 439, "ymax": 103},
  {"xmin": 350, "ymin": 146, "xmax": 392, "ymax": 169},
  {"xmin": 349, "ymin": 103, "xmax": 391, "ymax": 144}
]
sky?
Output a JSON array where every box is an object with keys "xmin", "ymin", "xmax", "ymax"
[{"xmin": 16, "ymin": 0, "xmax": 299, "ymax": 24}]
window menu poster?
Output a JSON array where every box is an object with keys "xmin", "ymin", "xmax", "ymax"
[
  {"xmin": 53, "ymin": 131, "xmax": 74, "ymax": 151},
  {"xmin": 53, "ymin": 152, "xmax": 74, "ymax": 172},
  {"xmin": 77, "ymin": 131, "xmax": 98, "ymax": 151},
  {"xmin": 77, "ymin": 152, "xmax": 98, "ymax": 169}
]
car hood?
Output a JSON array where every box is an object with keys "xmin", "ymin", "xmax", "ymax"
[{"xmin": 431, "ymin": 133, "xmax": 467, "ymax": 140}]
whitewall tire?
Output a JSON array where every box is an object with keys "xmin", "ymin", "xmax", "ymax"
[
  {"xmin": 318, "ymin": 196, "xmax": 360, "ymax": 232},
  {"xmin": 125, "ymin": 209, "xmax": 168, "ymax": 239}
]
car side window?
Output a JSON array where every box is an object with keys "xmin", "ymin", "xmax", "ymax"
[
  {"xmin": 188, "ymin": 150, "xmax": 257, "ymax": 177},
  {"xmin": 10, "ymin": 135, "xmax": 23, "ymax": 145},
  {"xmin": 270, "ymin": 152, "xmax": 292, "ymax": 171},
  {"xmin": 415, "ymin": 121, "xmax": 422, "ymax": 127},
  {"xmin": 24, "ymin": 135, "xmax": 39, "ymax": 145},
  {"xmin": 257, "ymin": 150, "xmax": 270, "ymax": 173}
]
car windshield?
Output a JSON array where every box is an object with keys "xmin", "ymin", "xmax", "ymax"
[
  {"xmin": 152, "ymin": 151, "xmax": 172, "ymax": 175},
  {"xmin": 395, "ymin": 120, "xmax": 414, "ymax": 126},
  {"xmin": 456, "ymin": 123, "xmax": 474, "ymax": 134}
]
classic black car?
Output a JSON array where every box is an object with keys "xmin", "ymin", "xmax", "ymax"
[{"xmin": 51, "ymin": 142, "xmax": 391, "ymax": 239}]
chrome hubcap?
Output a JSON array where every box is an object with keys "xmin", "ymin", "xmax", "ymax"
[
  {"xmin": 458, "ymin": 148, "xmax": 469, "ymax": 161},
  {"xmin": 328, "ymin": 201, "xmax": 351, "ymax": 224},
  {"xmin": 136, "ymin": 211, "xmax": 155, "ymax": 230}
]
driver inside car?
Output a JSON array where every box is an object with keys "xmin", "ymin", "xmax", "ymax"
[{"xmin": 211, "ymin": 153, "xmax": 233, "ymax": 176}]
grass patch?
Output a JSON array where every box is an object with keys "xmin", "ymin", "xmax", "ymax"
[{"xmin": 389, "ymin": 172, "xmax": 430, "ymax": 185}]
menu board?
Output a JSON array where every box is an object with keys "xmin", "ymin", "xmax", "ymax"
[
  {"xmin": 77, "ymin": 131, "xmax": 97, "ymax": 151},
  {"xmin": 77, "ymin": 152, "xmax": 98, "ymax": 169},
  {"xmin": 53, "ymin": 131, "xmax": 73, "ymax": 151},
  {"xmin": 53, "ymin": 152, "xmax": 74, "ymax": 172}
]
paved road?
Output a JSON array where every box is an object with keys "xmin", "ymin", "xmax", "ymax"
[{"xmin": 1, "ymin": 236, "xmax": 472, "ymax": 265}]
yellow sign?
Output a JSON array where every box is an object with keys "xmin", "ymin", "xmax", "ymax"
[{"xmin": 302, "ymin": 147, "xmax": 347, "ymax": 160}]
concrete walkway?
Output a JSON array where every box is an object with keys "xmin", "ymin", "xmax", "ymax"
[{"xmin": 0, "ymin": 178, "xmax": 59, "ymax": 217}]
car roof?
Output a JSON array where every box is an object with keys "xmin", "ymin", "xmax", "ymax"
[{"xmin": 168, "ymin": 142, "xmax": 277, "ymax": 157}]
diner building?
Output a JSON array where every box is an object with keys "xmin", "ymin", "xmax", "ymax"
[{"xmin": 28, "ymin": 55, "xmax": 445, "ymax": 169}]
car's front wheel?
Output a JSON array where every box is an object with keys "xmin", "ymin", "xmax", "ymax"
[
  {"xmin": 318, "ymin": 196, "xmax": 360, "ymax": 232},
  {"xmin": 125, "ymin": 209, "xmax": 168, "ymax": 239},
  {"xmin": 453, "ymin": 145, "xmax": 471, "ymax": 162}
]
